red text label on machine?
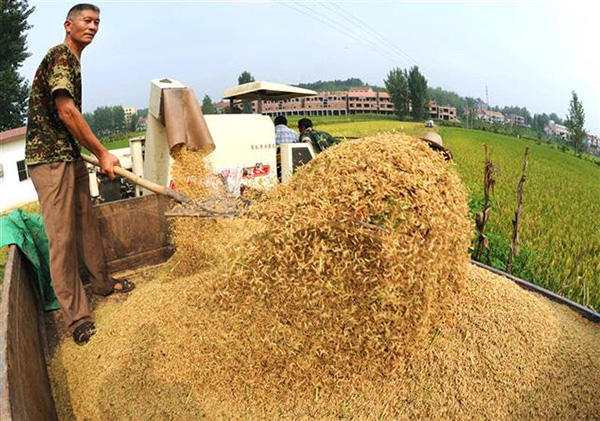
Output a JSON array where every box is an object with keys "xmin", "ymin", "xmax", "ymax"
[{"xmin": 242, "ymin": 163, "xmax": 270, "ymax": 179}]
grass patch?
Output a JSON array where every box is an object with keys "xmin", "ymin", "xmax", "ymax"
[
  {"xmin": 81, "ymin": 131, "xmax": 144, "ymax": 155},
  {"xmin": 284, "ymin": 113, "xmax": 398, "ymax": 128},
  {"xmin": 315, "ymin": 120, "xmax": 431, "ymax": 139}
]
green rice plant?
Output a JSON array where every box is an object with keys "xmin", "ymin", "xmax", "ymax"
[
  {"xmin": 322, "ymin": 120, "xmax": 430, "ymax": 138},
  {"xmin": 441, "ymin": 128, "xmax": 600, "ymax": 310}
]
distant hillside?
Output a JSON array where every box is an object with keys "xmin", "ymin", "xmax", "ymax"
[{"xmin": 296, "ymin": 78, "xmax": 386, "ymax": 92}]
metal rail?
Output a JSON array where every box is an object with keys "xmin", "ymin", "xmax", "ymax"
[{"xmin": 473, "ymin": 260, "xmax": 600, "ymax": 323}]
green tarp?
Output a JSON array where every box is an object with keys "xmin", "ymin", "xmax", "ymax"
[{"xmin": 0, "ymin": 210, "xmax": 59, "ymax": 311}]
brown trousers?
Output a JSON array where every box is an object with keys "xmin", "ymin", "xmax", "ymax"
[{"xmin": 29, "ymin": 159, "xmax": 114, "ymax": 333}]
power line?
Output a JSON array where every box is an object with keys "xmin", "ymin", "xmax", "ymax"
[
  {"xmin": 294, "ymin": 0, "xmax": 401, "ymax": 63},
  {"xmin": 276, "ymin": 0, "xmax": 401, "ymax": 64},
  {"xmin": 278, "ymin": 0, "xmax": 430, "ymax": 78},
  {"xmin": 321, "ymin": 0, "xmax": 418, "ymax": 67}
]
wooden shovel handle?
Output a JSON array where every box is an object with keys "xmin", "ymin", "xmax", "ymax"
[{"xmin": 81, "ymin": 153, "xmax": 168, "ymax": 196}]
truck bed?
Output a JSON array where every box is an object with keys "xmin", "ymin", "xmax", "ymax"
[{"xmin": 1, "ymin": 195, "xmax": 598, "ymax": 420}]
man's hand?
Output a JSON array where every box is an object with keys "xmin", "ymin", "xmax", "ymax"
[{"xmin": 98, "ymin": 152, "xmax": 121, "ymax": 180}]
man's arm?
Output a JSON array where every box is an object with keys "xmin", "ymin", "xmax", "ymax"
[
  {"xmin": 299, "ymin": 132, "xmax": 311, "ymax": 144},
  {"xmin": 54, "ymin": 90, "xmax": 120, "ymax": 179}
]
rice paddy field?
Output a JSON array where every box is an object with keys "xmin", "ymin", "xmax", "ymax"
[
  {"xmin": 440, "ymin": 128, "xmax": 600, "ymax": 311},
  {"xmin": 311, "ymin": 120, "xmax": 599, "ymax": 311}
]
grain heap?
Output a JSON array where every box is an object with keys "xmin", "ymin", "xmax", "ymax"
[
  {"xmin": 49, "ymin": 134, "xmax": 600, "ymax": 420},
  {"xmin": 229, "ymin": 133, "xmax": 473, "ymax": 373}
]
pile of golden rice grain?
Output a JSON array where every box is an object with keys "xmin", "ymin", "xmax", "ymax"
[{"xmin": 50, "ymin": 134, "xmax": 600, "ymax": 420}]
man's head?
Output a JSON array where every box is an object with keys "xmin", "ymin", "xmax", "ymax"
[
  {"xmin": 298, "ymin": 118, "xmax": 313, "ymax": 133},
  {"xmin": 274, "ymin": 116, "xmax": 288, "ymax": 126},
  {"xmin": 64, "ymin": 4, "xmax": 100, "ymax": 47}
]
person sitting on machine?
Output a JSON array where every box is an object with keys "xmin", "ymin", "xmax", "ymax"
[
  {"xmin": 274, "ymin": 115, "xmax": 299, "ymax": 145},
  {"xmin": 297, "ymin": 118, "xmax": 338, "ymax": 154}
]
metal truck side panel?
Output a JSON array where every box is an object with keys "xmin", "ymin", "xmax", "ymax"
[
  {"xmin": 0, "ymin": 245, "xmax": 58, "ymax": 420},
  {"xmin": 0, "ymin": 194, "xmax": 174, "ymax": 420}
]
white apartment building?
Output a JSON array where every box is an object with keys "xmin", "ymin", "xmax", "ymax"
[{"xmin": 545, "ymin": 120, "xmax": 569, "ymax": 139}]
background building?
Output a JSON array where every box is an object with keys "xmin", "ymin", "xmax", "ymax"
[
  {"xmin": 508, "ymin": 114, "xmax": 526, "ymax": 126},
  {"xmin": 585, "ymin": 134, "xmax": 600, "ymax": 155},
  {"xmin": 0, "ymin": 127, "xmax": 38, "ymax": 212},
  {"xmin": 255, "ymin": 87, "xmax": 394, "ymax": 117},
  {"xmin": 219, "ymin": 86, "xmax": 439, "ymax": 118},
  {"xmin": 124, "ymin": 107, "xmax": 138, "ymax": 124},
  {"xmin": 478, "ymin": 110, "xmax": 506, "ymax": 124},
  {"xmin": 545, "ymin": 120, "xmax": 569, "ymax": 139},
  {"xmin": 429, "ymin": 101, "xmax": 457, "ymax": 121}
]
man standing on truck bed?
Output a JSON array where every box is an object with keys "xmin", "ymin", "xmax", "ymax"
[{"xmin": 25, "ymin": 4, "xmax": 134, "ymax": 346}]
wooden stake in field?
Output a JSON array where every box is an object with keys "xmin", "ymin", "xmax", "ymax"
[
  {"xmin": 474, "ymin": 143, "xmax": 496, "ymax": 263},
  {"xmin": 506, "ymin": 147, "xmax": 529, "ymax": 274}
]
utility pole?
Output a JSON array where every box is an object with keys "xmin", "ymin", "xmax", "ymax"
[{"xmin": 486, "ymin": 86, "xmax": 489, "ymax": 108}]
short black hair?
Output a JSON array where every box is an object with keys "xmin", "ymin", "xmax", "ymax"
[
  {"xmin": 274, "ymin": 115, "xmax": 288, "ymax": 126},
  {"xmin": 67, "ymin": 4, "xmax": 100, "ymax": 20},
  {"xmin": 298, "ymin": 118, "xmax": 313, "ymax": 130}
]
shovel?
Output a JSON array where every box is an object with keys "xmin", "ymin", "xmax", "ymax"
[{"xmin": 81, "ymin": 153, "xmax": 236, "ymax": 218}]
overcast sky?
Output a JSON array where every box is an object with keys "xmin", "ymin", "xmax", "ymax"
[{"xmin": 20, "ymin": 0, "xmax": 599, "ymax": 134}]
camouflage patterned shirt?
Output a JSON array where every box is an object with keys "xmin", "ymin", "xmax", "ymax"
[
  {"xmin": 25, "ymin": 44, "xmax": 82, "ymax": 165},
  {"xmin": 299, "ymin": 127, "xmax": 338, "ymax": 154}
]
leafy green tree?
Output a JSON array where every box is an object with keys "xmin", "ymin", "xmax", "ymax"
[
  {"xmin": 384, "ymin": 67, "xmax": 409, "ymax": 119},
  {"xmin": 112, "ymin": 105, "xmax": 125, "ymax": 130},
  {"xmin": 90, "ymin": 105, "xmax": 125, "ymax": 136},
  {"xmin": 128, "ymin": 111, "xmax": 139, "ymax": 132},
  {"xmin": 549, "ymin": 112, "xmax": 563, "ymax": 125},
  {"xmin": 565, "ymin": 91, "xmax": 586, "ymax": 156},
  {"xmin": 407, "ymin": 66, "xmax": 429, "ymax": 121},
  {"xmin": 238, "ymin": 71, "xmax": 254, "ymax": 85},
  {"xmin": 298, "ymin": 78, "xmax": 371, "ymax": 92},
  {"xmin": 532, "ymin": 113, "xmax": 550, "ymax": 133},
  {"xmin": 465, "ymin": 97, "xmax": 479, "ymax": 111},
  {"xmin": 0, "ymin": 0, "xmax": 34, "ymax": 130},
  {"xmin": 83, "ymin": 112, "xmax": 94, "ymax": 130},
  {"xmin": 92, "ymin": 107, "xmax": 110, "ymax": 136},
  {"xmin": 202, "ymin": 94, "xmax": 217, "ymax": 115},
  {"xmin": 238, "ymin": 71, "xmax": 255, "ymax": 114}
]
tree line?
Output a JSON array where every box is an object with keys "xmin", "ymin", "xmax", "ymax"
[
  {"xmin": 83, "ymin": 106, "xmax": 141, "ymax": 137},
  {"xmin": 384, "ymin": 66, "xmax": 429, "ymax": 121},
  {"xmin": 0, "ymin": 0, "xmax": 34, "ymax": 131},
  {"xmin": 297, "ymin": 78, "xmax": 386, "ymax": 93}
]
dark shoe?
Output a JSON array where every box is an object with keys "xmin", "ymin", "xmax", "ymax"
[
  {"xmin": 112, "ymin": 278, "xmax": 135, "ymax": 293},
  {"xmin": 73, "ymin": 321, "xmax": 96, "ymax": 346}
]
